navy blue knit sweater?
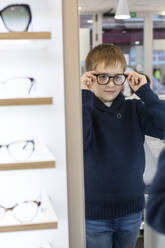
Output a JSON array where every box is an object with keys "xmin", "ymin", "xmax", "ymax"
[
  {"xmin": 82, "ymin": 84, "xmax": 165, "ymax": 220},
  {"xmin": 146, "ymin": 149, "xmax": 165, "ymax": 234}
]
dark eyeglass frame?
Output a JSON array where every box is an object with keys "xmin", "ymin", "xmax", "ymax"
[
  {"xmin": 0, "ymin": 139, "xmax": 35, "ymax": 150},
  {"xmin": 0, "ymin": 200, "xmax": 41, "ymax": 212},
  {"xmin": 94, "ymin": 73, "xmax": 128, "ymax": 86},
  {"xmin": 0, "ymin": 4, "xmax": 32, "ymax": 32},
  {"xmin": 0, "ymin": 76, "xmax": 36, "ymax": 94},
  {"xmin": 0, "ymin": 140, "xmax": 35, "ymax": 160}
]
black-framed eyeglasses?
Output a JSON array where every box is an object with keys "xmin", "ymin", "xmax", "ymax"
[
  {"xmin": 0, "ymin": 200, "xmax": 41, "ymax": 223},
  {"xmin": 94, "ymin": 73, "xmax": 127, "ymax": 86},
  {"xmin": 0, "ymin": 4, "xmax": 32, "ymax": 32},
  {"xmin": 0, "ymin": 76, "xmax": 36, "ymax": 95},
  {"xmin": 0, "ymin": 140, "xmax": 35, "ymax": 161}
]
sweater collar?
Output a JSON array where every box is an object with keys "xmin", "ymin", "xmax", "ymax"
[
  {"xmin": 104, "ymin": 101, "xmax": 113, "ymax": 107},
  {"xmin": 93, "ymin": 92, "xmax": 125, "ymax": 112}
]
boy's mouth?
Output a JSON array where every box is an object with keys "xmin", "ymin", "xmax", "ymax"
[{"xmin": 104, "ymin": 90, "xmax": 115, "ymax": 94}]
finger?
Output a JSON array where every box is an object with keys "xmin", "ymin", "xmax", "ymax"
[
  {"xmin": 84, "ymin": 77, "xmax": 93, "ymax": 84},
  {"xmin": 86, "ymin": 80, "xmax": 90, "ymax": 86},
  {"xmin": 127, "ymin": 75, "xmax": 133, "ymax": 83},
  {"xmin": 130, "ymin": 76, "xmax": 136, "ymax": 86},
  {"xmin": 86, "ymin": 71, "xmax": 96, "ymax": 76},
  {"xmin": 88, "ymin": 71, "xmax": 96, "ymax": 74},
  {"xmin": 85, "ymin": 78, "xmax": 92, "ymax": 87},
  {"xmin": 127, "ymin": 73, "xmax": 133, "ymax": 81},
  {"xmin": 134, "ymin": 75, "xmax": 139, "ymax": 85},
  {"xmin": 82, "ymin": 75, "xmax": 92, "ymax": 83},
  {"xmin": 86, "ymin": 73, "xmax": 96, "ymax": 80},
  {"xmin": 124, "ymin": 72, "xmax": 129, "ymax": 77},
  {"xmin": 87, "ymin": 70, "xmax": 97, "ymax": 74},
  {"xmin": 84, "ymin": 74, "xmax": 97, "ymax": 84},
  {"xmin": 83, "ymin": 75, "xmax": 95, "ymax": 83},
  {"xmin": 82, "ymin": 79, "xmax": 90, "ymax": 86}
]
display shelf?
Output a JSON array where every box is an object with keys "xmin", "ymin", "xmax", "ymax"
[
  {"xmin": 0, "ymin": 144, "xmax": 56, "ymax": 171},
  {"xmin": 0, "ymin": 97, "xmax": 53, "ymax": 106},
  {"xmin": 0, "ymin": 194, "xmax": 58, "ymax": 232},
  {"xmin": 0, "ymin": 32, "xmax": 51, "ymax": 40}
]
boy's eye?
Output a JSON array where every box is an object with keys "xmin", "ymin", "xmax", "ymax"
[
  {"xmin": 114, "ymin": 75, "xmax": 125, "ymax": 84},
  {"xmin": 97, "ymin": 75, "xmax": 109, "ymax": 84},
  {"xmin": 114, "ymin": 75, "xmax": 122, "ymax": 79},
  {"xmin": 98, "ymin": 75, "xmax": 108, "ymax": 80},
  {"xmin": 100, "ymin": 75, "xmax": 107, "ymax": 78}
]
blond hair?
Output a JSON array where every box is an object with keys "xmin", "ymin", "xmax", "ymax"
[{"xmin": 85, "ymin": 43, "xmax": 127, "ymax": 72}]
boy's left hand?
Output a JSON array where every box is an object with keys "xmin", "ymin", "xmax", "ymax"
[{"xmin": 125, "ymin": 72, "xmax": 147, "ymax": 92}]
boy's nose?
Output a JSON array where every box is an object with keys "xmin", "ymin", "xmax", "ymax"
[{"xmin": 107, "ymin": 78, "xmax": 115, "ymax": 87}]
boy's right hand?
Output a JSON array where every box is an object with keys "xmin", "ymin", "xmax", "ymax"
[{"xmin": 81, "ymin": 71, "xmax": 96, "ymax": 91}]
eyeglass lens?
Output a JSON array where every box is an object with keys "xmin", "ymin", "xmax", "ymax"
[
  {"xmin": 12, "ymin": 201, "xmax": 40, "ymax": 222},
  {"xmin": 1, "ymin": 5, "xmax": 31, "ymax": 32},
  {"xmin": 7, "ymin": 140, "xmax": 34, "ymax": 161},
  {"xmin": 97, "ymin": 74, "xmax": 126, "ymax": 85},
  {"xmin": 0, "ymin": 140, "xmax": 34, "ymax": 161}
]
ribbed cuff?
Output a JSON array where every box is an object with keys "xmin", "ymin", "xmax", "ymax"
[{"xmin": 135, "ymin": 84, "xmax": 159, "ymax": 105}]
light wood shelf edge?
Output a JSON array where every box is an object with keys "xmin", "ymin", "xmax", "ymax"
[
  {"xmin": 0, "ymin": 32, "xmax": 51, "ymax": 40},
  {"xmin": 0, "ymin": 97, "xmax": 53, "ymax": 106},
  {"xmin": 0, "ymin": 161, "xmax": 55, "ymax": 170},
  {"xmin": 0, "ymin": 221, "xmax": 57, "ymax": 232}
]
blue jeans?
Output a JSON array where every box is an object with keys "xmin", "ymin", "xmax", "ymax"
[{"xmin": 86, "ymin": 211, "xmax": 142, "ymax": 248}]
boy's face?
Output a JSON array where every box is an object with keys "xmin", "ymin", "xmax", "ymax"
[{"xmin": 92, "ymin": 63, "xmax": 124, "ymax": 103}]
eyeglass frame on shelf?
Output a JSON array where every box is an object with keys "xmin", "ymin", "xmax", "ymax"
[
  {"xmin": 0, "ymin": 4, "xmax": 32, "ymax": 32},
  {"xmin": 0, "ymin": 200, "xmax": 41, "ymax": 223},
  {"xmin": 0, "ymin": 76, "xmax": 36, "ymax": 94},
  {"xmin": 0, "ymin": 139, "xmax": 35, "ymax": 161}
]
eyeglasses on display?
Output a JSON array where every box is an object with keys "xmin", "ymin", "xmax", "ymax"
[
  {"xmin": 0, "ymin": 200, "xmax": 41, "ymax": 223},
  {"xmin": 0, "ymin": 140, "xmax": 35, "ymax": 161},
  {"xmin": 0, "ymin": 76, "xmax": 36, "ymax": 96},
  {"xmin": 0, "ymin": 4, "xmax": 32, "ymax": 32},
  {"xmin": 94, "ymin": 73, "xmax": 127, "ymax": 86}
]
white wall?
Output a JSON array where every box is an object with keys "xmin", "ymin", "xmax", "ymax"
[
  {"xmin": 80, "ymin": 28, "xmax": 90, "ymax": 62},
  {"xmin": 145, "ymin": 220, "xmax": 165, "ymax": 248},
  {"xmin": 0, "ymin": 0, "xmax": 69, "ymax": 247},
  {"xmin": 153, "ymin": 39, "xmax": 165, "ymax": 50}
]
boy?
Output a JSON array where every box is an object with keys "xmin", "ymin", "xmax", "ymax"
[
  {"xmin": 81, "ymin": 43, "xmax": 165, "ymax": 248},
  {"xmin": 146, "ymin": 149, "xmax": 165, "ymax": 234}
]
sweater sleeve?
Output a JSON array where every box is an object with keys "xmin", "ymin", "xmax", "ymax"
[
  {"xmin": 146, "ymin": 149, "xmax": 165, "ymax": 234},
  {"xmin": 82, "ymin": 90, "xmax": 94, "ymax": 151},
  {"xmin": 135, "ymin": 84, "xmax": 165, "ymax": 139}
]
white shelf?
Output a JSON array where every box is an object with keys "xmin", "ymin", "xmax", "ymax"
[
  {"xmin": 0, "ymin": 194, "xmax": 58, "ymax": 232},
  {"xmin": 0, "ymin": 143, "xmax": 56, "ymax": 171}
]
